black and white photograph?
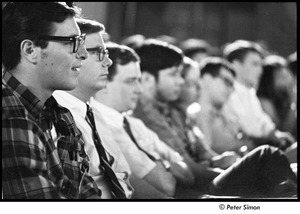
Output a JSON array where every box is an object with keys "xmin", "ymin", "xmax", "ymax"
[{"xmin": 1, "ymin": 2, "xmax": 298, "ymax": 213}]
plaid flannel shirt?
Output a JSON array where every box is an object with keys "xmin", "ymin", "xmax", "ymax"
[{"xmin": 2, "ymin": 71, "xmax": 101, "ymax": 199}]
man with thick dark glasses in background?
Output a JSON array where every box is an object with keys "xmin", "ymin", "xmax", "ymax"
[{"xmin": 2, "ymin": 2, "xmax": 102, "ymax": 199}]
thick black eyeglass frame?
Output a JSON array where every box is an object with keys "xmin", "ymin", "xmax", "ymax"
[
  {"xmin": 39, "ymin": 34, "xmax": 86, "ymax": 53},
  {"xmin": 86, "ymin": 46, "xmax": 109, "ymax": 62}
]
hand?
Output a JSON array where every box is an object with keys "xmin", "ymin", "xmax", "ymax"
[
  {"xmin": 211, "ymin": 151, "xmax": 240, "ymax": 169},
  {"xmin": 272, "ymin": 130, "xmax": 295, "ymax": 150},
  {"xmin": 169, "ymin": 161, "xmax": 195, "ymax": 186}
]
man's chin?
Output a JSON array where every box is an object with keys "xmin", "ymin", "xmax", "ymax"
[{"xmin": 129, "ymin": 102, "xmax": 138, "ymax": 111}]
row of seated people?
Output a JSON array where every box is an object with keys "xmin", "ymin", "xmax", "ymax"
[{"xmin": 2, "ymin": 2, "xmax": 297, "ymax": 199}]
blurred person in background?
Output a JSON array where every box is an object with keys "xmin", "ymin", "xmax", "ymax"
[
  {"xmin": 257, "ymin": 55, "xmax": 297, "ymax": 140},
  {"xmin": 223, "ymin": 40, "xmax": 295, "ymax": 151},
  {"xmin": 155, "ymin": 34, "xmax": 179, "ymax": 46},
  {"xmin": 179, "ymin": 38, "xmax": 213, "ymax": 64},
  {"xmin": 194, "ymin": 57, "xmax": 256, "ymax": 155},
  {"xmin": 287, "ymin": 52, "xmax": 297, "ymax": 140},
  {"xmin": 172, "ymin": 56, "xmax": 241, "ymax": 164},
  {"xmin": 120, "ymin": 34, "xmax": 146, "ymax": 50}
]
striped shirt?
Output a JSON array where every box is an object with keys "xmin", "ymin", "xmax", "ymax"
[{"xmin": 2, "ymin": 71, "xmax": 101, "ymax": 199}]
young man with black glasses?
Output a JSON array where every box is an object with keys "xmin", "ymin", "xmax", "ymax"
[{"xmin": 2, "ymin": 2, "xmax": 101, "ymax": 199}]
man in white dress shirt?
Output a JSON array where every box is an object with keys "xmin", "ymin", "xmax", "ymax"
[
  {"xmin": 53, "ymin": 18, "xmax": 133, "ymax": 199},
  {"xmin": 91, "ymin": 43, "xmax": 195, "ymax": 198},
  {"xmin": 223, "ymin": 40, "xmax": 295, "ymax": 151}
]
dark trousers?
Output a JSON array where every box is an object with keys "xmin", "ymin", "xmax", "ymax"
[{"xmin": 210, "ymin": 145, "xmax": 297, "ymax": 198}]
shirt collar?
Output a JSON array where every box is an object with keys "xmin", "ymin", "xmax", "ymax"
[
  {"xmin": 3, "ymin": 71, "xmax": 44, "ymax": 120},
  {"xmin": 234, "ymin": 81, "xmax": 257, "ymax": 96},
  {"xmin": 152, "ymin": 99, "xmax": 171, "ymax": 118},
  {"xmin": 53, "ymin": 90, "xmax": 88, "ymax": 119},
  {"xmin": 2, "ymin": 71, "xmax": 65, "ymax": 131},
  {"xmin": 89, "ymin": 97, "xmax": 125, "ymax": 127}
]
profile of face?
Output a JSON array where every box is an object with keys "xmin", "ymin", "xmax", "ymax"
[
  {"xmin": 274, "ymin": 67, "xmax": 293, "ymax": 92},
  {"xmin": 106, "ymin": 61, "xmax": 142, "ymax": 113},
  {"xmin": 39, "ymin": 17, "xmax": 88, "ymax": 91},
  {"xmin": 204, "ymin": 67, "xmax": 235, "ymax": 108},
  {"xmin": 236, "ymin": 51, "xmax": 263, "ymax": 89},
  {"xmin": 179, "ymin": 64, "xmax": 201, "ymax": 105},
  {"xmin": 156, "ymin": 64, "xmax": 184, "ymax": 102},
  {"xmin": 78, "ymin": 32, "xmax": 112, "ymax": 93}
]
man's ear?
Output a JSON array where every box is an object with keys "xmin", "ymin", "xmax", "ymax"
[{"xmin": 20, "ymin": 40, "xmax": 38, "ymax": 64}]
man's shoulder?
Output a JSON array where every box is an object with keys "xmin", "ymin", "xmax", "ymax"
[
  {"xmin": 127, "ymin": 115, "xmax": 144, "ymax": 126},
  {"xmin": 2, "ymin": 85, "xmax": 28, "ymax": 120}
]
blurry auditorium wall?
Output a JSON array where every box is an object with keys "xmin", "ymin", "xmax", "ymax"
[{"xmin": 6, "ymin": 2, "xmax": 292, "ymax": 57}]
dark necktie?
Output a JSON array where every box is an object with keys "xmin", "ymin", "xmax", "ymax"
[
  {"xmin": 85, "ymin": 104, "xmax": 126, "ymax": 199},
  {"xmin": 123, "ymin": 116, "xmax": 156, "ymax": 161}
]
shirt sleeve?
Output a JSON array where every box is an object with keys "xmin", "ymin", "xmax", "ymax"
[
  {"xmin": 99, "ymin": 125, "xmax": 134, "ymax": 198},
  {"xmin": 111, "ymin": 126, "xmax": 156, "ymax": 178},
  {"xmin": 224, "ymin": 88, "xmax": 276, "ymax": 138}
]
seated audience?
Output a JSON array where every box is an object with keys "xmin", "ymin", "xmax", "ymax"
[{"xmin": 132, "ymin": 39, "xmax": 297, "ymax": 198}]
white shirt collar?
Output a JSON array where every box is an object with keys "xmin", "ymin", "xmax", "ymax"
[
  {"xmin": 89, "ymin": 97, "xmax": 124, "ymax": 127},
  {"xmin": 53, "ymin": 90, "xmax": 88, "ymax": 119},
  {"xmin": 234, "ymin": 81, "xmax": 257, "ymax": 96}
]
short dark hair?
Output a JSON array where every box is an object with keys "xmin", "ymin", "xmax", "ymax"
[
  {"xmin": 2, "ymin": 2, "xmax": 81, "ymax": 71},
  {"xmin": 257, "ymin": 55, "xmax": 288, "ymax": 99},
  {"xmin": 180, "ymin": 38, "xmax": 211, "ymax": 59},
  {"xmin": 257, "ymin": 55, "xmax": 293, "ymax": 119},
  {"xmin": 199, "ymin": 57, "xmax": 236, "ymax": 78},
  {"xmin": 106, "ymin": 42, "xmax": 141, "ymax": 81},
  {"xmin": 76, "ymin": 18, "xmax": 105, "ymax": 35},
  {"xmin": 134, "ymin": 39, "xmax": 184, "ymax": 79},
  {"xmin": 223, "ymin": 40, "xmax": 264, "ymax": 63}
]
